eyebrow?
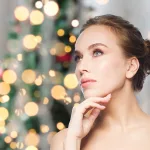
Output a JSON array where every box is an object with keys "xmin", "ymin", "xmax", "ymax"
[{"xmin": 73, "ymin": 42, "xmax": 108, "ymax": 55}]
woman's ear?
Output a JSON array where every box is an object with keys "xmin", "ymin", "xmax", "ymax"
[{"xmin": 126, "ymin": 57, "xmax": 139, "ymax": 79}]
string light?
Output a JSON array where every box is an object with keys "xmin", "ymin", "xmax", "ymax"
[
  {"xmin": 71, "ymin": 19, "xmax": 79, "ymax": 27},
  {"xmin": 44, "ymin": 1, "xmax": 59, "ymax": 17},
  {"xmin": 64, "ymin": 73, "xmax": 78, "ymax": 89},
  {"xmin": 14, "ymin": 6, "xmax": 29, "ymax": 21},
  {"xmin": 35, "ymin": 1, "xmax": 43, "ymax": 9},
  {"xmin": 30, "ymin": 10, "xmax": 44, "ymax": 25}
]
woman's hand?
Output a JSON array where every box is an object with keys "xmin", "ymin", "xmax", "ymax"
[{"xmin": 67, "ymin": 94, "xmax": 111, "ymax": 140}]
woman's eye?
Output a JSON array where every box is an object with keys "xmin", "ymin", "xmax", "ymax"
[
  {"xmin": 93, "ymin": 49, "xmax": 103, "ymax": 57},
  {"xmin": 74, "ymin": 55, "xmax": 81, "ymax": 62}
]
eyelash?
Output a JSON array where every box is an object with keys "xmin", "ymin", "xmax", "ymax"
[{"xmin": 74, "ymin": 49, "xmax": 103, "ymax": 63}]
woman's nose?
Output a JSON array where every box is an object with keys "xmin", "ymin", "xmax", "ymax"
[{"xmin": 78, "ymin": 59, "xmax": 90, "ymax": 75}]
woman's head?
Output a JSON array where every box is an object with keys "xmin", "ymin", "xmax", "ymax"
[{"xmin": 74, "ymin": 14, "xmax": 150, "ymax": 98}]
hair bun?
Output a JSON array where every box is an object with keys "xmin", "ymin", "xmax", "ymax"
[{"xmin": 143, "ymin": 39, "xmax": 150, "ymax": 75}]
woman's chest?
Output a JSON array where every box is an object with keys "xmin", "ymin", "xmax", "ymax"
[{"xmin": 81, "ymin": 130, "xmax": 150, "ymax": 150}]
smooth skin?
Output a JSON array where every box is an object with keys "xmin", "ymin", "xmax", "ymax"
[{"xmin": 50, "ymin": 25, "xmax": 150, "ymax": 150}]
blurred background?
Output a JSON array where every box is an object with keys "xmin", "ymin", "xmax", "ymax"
[{"xmin": 0, "ymin": 0, "xmax": 150, "ymax": 149}]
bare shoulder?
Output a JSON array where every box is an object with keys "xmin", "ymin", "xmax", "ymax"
[{"xmin": 50, "ymin": 128, "xmax": 68, "ymax": 150}]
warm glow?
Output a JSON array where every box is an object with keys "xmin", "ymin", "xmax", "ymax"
[
  {"xmin": 35, "ymin": 1, "xmax": 43, "ymax": 9},
  {"xmin": 0, "ymin": 120, "xmax": 5, "ymax": 127},
  {"xmin": 71, "ymin": 19, "xmax": 79, "ymax": 27},
  {"xmin": 22, "ymin": 69, "xmax": 36, "ymax": 84},
  {"xmin": 25, "ymin": 132, "xmax": 39, "ymax": 146},
  {"xmin": 23, "ymin": 34, "xmax": 38, "ymax": 50},
  {"xmin": 51, "ymin": 85, "xmax": 67, "ymax": 100},
  {"xmin": 0, "ymin": 82, "xmax": 11, "ymax": 95},
  {"xmin": 35, "ymin": 75, "xmax": 43, "ymax": 86},
  {"xmin": 24, "ymin": 102, "xmax": 39, "ymax": 116},
  {"xmin": 64, "ymin": 96, "xmax": 72, "ymax": 104},
  {"xmin": 0, "ymin": 95, "xmax": 10, "ymax": 103},
  {"xmin": 14, "ymin": 6, "xmax": 29, "ymax": 21},
  {"xmin": 10, "ymin": 131, "xmax": 18, "ymax": 138},
  {"xmin": 30, "ymin": 10, "xmax": 44, "ymax": 25},
  {"xmin": 43, "ymin": 97, "xmax": 49, "ymax": 104},
  {"xmin": 57, "ymin": 29, "xmax": 65, "ymax": 36},
  {"xmin": 74, "ymin": 103, "xmax": 79, "ymax": 107},
  {"xmin": 95, "ymin": 0, "xmax": 109, "ymax": 5},
  {"xmin": 10, "ymin": 142, "xmax": 17, "ymax": 149},
  {"xmin": 49, "ymin": 70, "xmax": 55, "ymax": 77},
  {"xmin": 0, "ymin": 107, "xmax": 9, "ymax": 121},
  {"xmin": 17, "ymin": 54, "xmax": 23, "ymax": 61},
  {"xmin": 35, "ymin": 35, "xmax": 42, "ymax": 43},
  {"xmin": 65, "ymin": 46, "xmax": 71, "ymax": 53},
  {"xmin": 26, "ymin": 146, "xmax": 38, "ymax": 150},
  {"xmin": 56, "ymin": 122, "xmax": 65, "ymax": 130},
  {"xmin": 40, "ymin": 124, "xmax": 49, "ymax": 133},
  {"xmin": 69, "ymin": 35, "xmax": 76, "ymax": 43},
  {"xmin": 44, "ymin": 1, "xmax": 59, "ymax": 16},
  {"xmin": 16, "ymin": 142, "xmax": 24, "ymax": 149},
  {"xmin": 19, "ymin": 88, "xmax": 26, "ymax": 96},
  {"xmin": 49, "ymin": 48, "xmax": 56, "ymax": 55},
  {"xmin": 2, "ymin": 69, "xmax": 17, "ymax": 84},
  {"xmin": 73, "ymin": 93, "xmax": 80, "ymax": 102},
  {"xmin": 54, "ymin": 42, "xmax": 66, "ymax": 56},
  {"xmin": 64, "ymin": 73, "xmax": 78, "ymax": 89},
  {"xmin": 4, "ymin": 136, "xmax": 12, "ymax": 143},
  {"xmin": 15, "ymin": 109, "xmax": 23, "ymax": 116}
]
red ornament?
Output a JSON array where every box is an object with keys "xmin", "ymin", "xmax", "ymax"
[
  {"xmin": 0, "ymin": 68, "xmax": 3, "ymax": 79},
  {"xmin": 56, "ymin": 53, "xmax": 72, "ymax": 62}
]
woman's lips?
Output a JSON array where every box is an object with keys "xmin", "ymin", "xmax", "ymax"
[{"xmin": 81, "ymin": 80, "xmax": 97, "ymax": 88}]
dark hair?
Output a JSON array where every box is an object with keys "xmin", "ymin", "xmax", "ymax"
[{"xmin": 80, "ymin": 14, "xmax": 150, "ymax": 92}]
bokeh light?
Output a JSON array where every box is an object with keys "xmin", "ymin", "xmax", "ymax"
[
  {"xmin": 10, "ymin": 142, "xmax": 17, "ymax": 149},
  {"xmin": 30, "ymin": 10, "xmax": 44, "ymax": 25},
  {"xmin": 23, "ymin": 34, "xmax": 38, "ymax": 50},
  {"xmin": 14, "ymin": 6, "xmax": 29, "ymax": 21},
  {"xmin": 54, "ymin": 42, "xmax": 66, "ymax": 56},
  {"xmin": 4, "ymin": 136, "xmax": 12, "ymax": 144},
  {"xmin": 69, "ymin": 35, "xmax": 76, "ymax": 43},
  {"xmin": 17, "ymin": 54, "xmax": 23, "ymax": 61},
  {"xmin": 2, "ymin": 69, "xmax": 17, "ymax": 84},
  {"xmin": 44, "ymin": 1, "xmax": 59, "ymax": 16},
  {"xmin": 73, "ymin": 93, "xmax": 81, "ymax": 102},
  {"xmin": 51, "ymin": 85, "xmax": 67, "ymax": 100},
  {"xmin": 22, "ymin": 69, "xmax": 36, "ymax": 84},
  {"xmin": 35, "ymin": 1, "xmax": 43, "ymax": 9},
  {"xmin": 0, "ymin": 95, "xmax": 10, "ymax": 103},
  {"xmin": 26, "ymin": 146, "xmax": 38, "ymax": 150},
  {"xmin": 16, "ymin": 142, "xmax": 24, "ymax": 149},
  {"xmin": 25, "ymin": 132, "xmax": 39, "ymax": 146},
  {"xmin": 24, "ymin": 102, "xmax": 39, "ymax": 116},
  {"xmin": 43, "ymin": 97, "xmax": 49, "ymax": 104},
  {"xmin": 10, "ymin": 131, "xmax": 18, "ymax": 139},
  {"xmin": 35, "ymin": 75, "xmax": 43, "ymax": 86},
  {"xmin": 0, "ymin": 107, "xmax": 9, "ymax": 121},
  {"xmin": 64, "ymin": 73, "xmax": 78, "ymax": 89},
  {"xmin": 57, "ymin": 29, "xmax": 65, "ymax": 36},
  {"xmin": 49, "ymin": 70, "xmax": 55, "ymax": 77},
  {"xmin": 95, "ymin": 0, "xmax": 109, "ymax": 5},
  {"xmin": 65, "ymin": 45, "xmax": 72, "ymax": 53},
  {"xmin": 0, "ymin": 82, "xmax": 11, "ymax": 95},
  {"xmin": 40, "ymin": 124, "xmax": 49, "ymax": 133},
  {"xmin": 71, "ymin": 19, "xmax": 79, "ymax": 27},
  {"xmin": 56, "ymin": 122, "xmax": 65, "ymax": 130}
]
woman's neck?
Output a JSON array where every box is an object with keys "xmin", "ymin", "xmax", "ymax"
[{"xmin": 95, "ymin": 87, "xmax": 146, "ymax": 132}]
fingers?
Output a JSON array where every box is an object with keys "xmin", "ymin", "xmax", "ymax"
[{"xmin": 71, "ymin": 94, "xmax": 111, "ymax": 117}]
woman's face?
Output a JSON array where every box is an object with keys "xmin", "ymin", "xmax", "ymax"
[{"xmin": 74, "ymin": 25, "xmax": 128, "ymax": 99}]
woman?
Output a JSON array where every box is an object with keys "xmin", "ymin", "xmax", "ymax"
[{"xmin": 51, "ymin": 14, "xmax": 150, "ymax": 150}]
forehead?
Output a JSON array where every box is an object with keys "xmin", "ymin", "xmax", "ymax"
[{"xmin": 75, "ymin": 25, "xmax": 119, "ymax": 49}]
